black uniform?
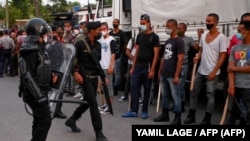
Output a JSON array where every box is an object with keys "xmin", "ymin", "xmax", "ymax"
[
  {"xmin": 68, "ymin": 36, "xmax": 103, "ymax": 131},
  {"xmin": 64, "ymin": 21, "xmax": 108, "ymax": 141},
  {"xmin": 18, "ymin": 18, "xmax": 53, "ymax": 141},
  {"xmin": 20, "ymin": 42, "xmax": 52, "ymax": 141}
]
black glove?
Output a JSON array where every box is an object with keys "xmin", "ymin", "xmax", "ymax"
[{"xmin": 37, "ymin": 96, "xmax": 48, "ymax": 104}]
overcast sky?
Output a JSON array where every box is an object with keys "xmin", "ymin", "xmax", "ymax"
[{"xmin": 0, "ymin": 0, "xmax": 96, "ymax": 6}]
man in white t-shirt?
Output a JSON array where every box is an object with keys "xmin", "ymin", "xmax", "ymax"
[
  {"xmin": 184, "ymin": 13, "xmax": 227, "ymax": 125},
  {"xmin": 98, "ymin": 22, "xmax": 116, "ymax": 114}
]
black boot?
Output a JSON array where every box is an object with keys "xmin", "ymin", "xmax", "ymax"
[
  {"xmin": 54, "ymin": 111, "xmax": 67, "ymax": 119},
  {"xmin": 96, "ymin": 130, "xmax": 108, "ymax": 141},
  {"xmin": 170, "ymin": 113, "xmax": 181, "ymax": 125},
  {"xmin": 153, "ymin": 109, "xmax": 169, "ymax": 122},
  {"xmin": 183, "ymin": 109, "xmax": 196, "ymax": 124},
  {"xmin": 200, "ymin": 112, "xmax": 211, "ymax": 125},
  {"xmin": 65, "ymin": 114, "xmax": 81, "ymax": 132},
  {"xmin": 54, "ymin": 100, "xmax": 67, "ymax": 119},
  {"xmin": 55, "ymin": 111, "xmax": 67, "ymax": 119}
]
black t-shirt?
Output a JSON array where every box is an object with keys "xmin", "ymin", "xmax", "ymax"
[
  {"xmin": 135, "ymin": 32, "xmax": 160, "ymax": 69},
  {"xmin": 161, "ymin": 37, "xmax": 184, "ymax": 78},
  {"xmin": 110, "ymin": 40, "xmax": 117, "ymax": 54},
  {"xmin": 109, "ymin": 29, "xmax": 128, "ymax": 59}
]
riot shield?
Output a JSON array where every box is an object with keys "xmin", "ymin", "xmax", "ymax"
[{"xmin": 46, "ymin": 42, "xmax": 87, "ymax": 119}]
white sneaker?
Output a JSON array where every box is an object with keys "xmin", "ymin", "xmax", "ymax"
[
  {"xmin": 98, "ymin": 104, "xmax": 107, "ymax": 111},
  {"xmin": 73, "ymin": 92, "xmax": 83, "ymax": 99},
  {"xmin": 100, "ymin": 106, "xmax": 109, "ymax": 114},
  {"xmin": 118, "ymin": 96, "xmax": 127, "ymax": 102},
  {"xmin": 139, "ymin": 97, "xmax": 143, "ymax": 106},
  {"xmin": 139, "ymin": 97, "xmax": 143, "ymax": 103}
]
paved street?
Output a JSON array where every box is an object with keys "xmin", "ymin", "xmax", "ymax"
[{"xmin": 0, "ymin": 75, "xmax": 226, "ymax": 141}]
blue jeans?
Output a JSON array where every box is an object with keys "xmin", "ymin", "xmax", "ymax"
[
  {"xmin": 0, "ymin": 49, "xmax": 12, "ymax": 75},
  {"xmin": 160, "ymin": 77, "xmax": 182, "ymax": 113},
  {"xmin": 189, "ymin": 72, "xmax": 218, "ymax": 113},
  {"xmin": 226, "ymin": 88, "xmax": 250, "ymax": 125},
  {"xmin": 130, "ymin": 67, "xmax": 152, "ymax": 113},
  {"xmin": 113, "ymin": 58, "xmax": 121, "ymax": 86},
  {"xmin": 179, "ymin": 63, "xmax": 188, "ymax": 101},
  {"xmin": 123, "ymin": 64, "xmax": 132, "ymax": 98}
]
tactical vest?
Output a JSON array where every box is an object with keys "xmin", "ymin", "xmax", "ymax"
[
  {"xmin": 21, "ymin": 43, "xmax": 52, "ymax": 89},
  {"xmin": 36, "ymin": 48, "xmax": 52, "ymax": 88}
]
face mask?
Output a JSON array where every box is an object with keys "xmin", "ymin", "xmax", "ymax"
[
  {"xmin": 74, "ymin": 29, "xmax": 79, "ymax": 35},
  {"xmin": 206, "ymin": 24, "xmax": 214, "ymax": 30},
  {"xmin": 113, "ymin": 24, "xmax": 118, "ymax": 29},
  {"xmin": 95, "ymin": 33, "xmax": 102, "ymax": 40},
  {"xmin": 235, "ymin": 32, "xmax": 245, "ymax": 40},
  {"xmin": 165, "ymin": 28, "xmax": 173, "ymax": 35},
  {"xmin": 79, "ymin": 29, "xmax": 83, "ymax": 34},
  {"xmin": 101, "ymin": 31, "xmax": 107, "ymax": 36},
  {"xmin": 43, "ymin": 35, "xmax": 48, "ymax": 43},
  {"xmin": 140, "ymin": 25, "xmax": 147, "ymax": 32},
  {"xmin": 177, "ymin": 30, "xmax": 184, "ymax": 36}
]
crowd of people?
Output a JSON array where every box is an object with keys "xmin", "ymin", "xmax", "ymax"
[
  {"xmin": 0, "ymin": 27, "xmax": 26, "ymax": 77},
  {"xmin": 6, "ymin": 11, "xmax": 250, "ymax": 141}
]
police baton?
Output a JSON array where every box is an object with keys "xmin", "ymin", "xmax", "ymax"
[{"xmin": 49, "ymin": 99, "xmax": 88, "ymax": 104}]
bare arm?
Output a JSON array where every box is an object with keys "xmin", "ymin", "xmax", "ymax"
[
  {"xmin": 158, "ymin": 56, "xmax": 165, "ymax": 79},
  {"xmin": 174, "ymin": 53, "xmax": 184, "ymax": 79},
  {"xmin": 227, "ymin": 61, "xmax": 235, "ymax": 96},
  {"xmin": 125, "ymin": 48, "xmax": 135, "ymax": 61},
  {"xmin": 192, "ymin": 29, "xmax": 204, "ymax": 52},
  {"xmin": 191, "ymin": 42, "xmax": 200, "ymax": 51},
  {"xmin": 130, "ymin": 44, "xmax": 139, "ymax": 71},
  {"xmin": 148, "ymin": 46, "xmax": 160, "ymax": 78},
  {"xmin": 229, "ymin": 65, "xmax": 250, "ymax": 73},
  {"xmin": 108, "ymin": 54, "xmax": 116, "ymax": 74},
  {"xmin": 193, "ymin": 47, "xmax": 202, "ymax": 63},
  {"xmin": 208, "ymin": 52, "xmax": 227, "ymax": 80}
]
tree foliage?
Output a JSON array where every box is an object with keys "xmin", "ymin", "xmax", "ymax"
[
  {"xmin": 104, "ymin": 0, "xmax": 112, "ymax": 6},
  {"xmin": 2, "ymin": 0, "xmax": 85, "ymax": 29}
]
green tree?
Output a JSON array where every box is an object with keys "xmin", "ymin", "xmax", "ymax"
[
  {"xmin": 9, "ymin": 5, "xmax": 23, "ymax": 25},
  {"xmin": 4, "ymin": 0, "xmax": 86, "ymax": 29},
  {"xmin": 104, "ymin": 0, "xmax": 112, "ymax": 6},
  {"xmin": 11, "ymin": 0, "xmax": 32, "ymax": 18},
  {"xmin": 48, "ymin": 0, "xmax": 70, "ymax": 13},
  {"xmin": 0, "ymin": 6, "xmax": 5, "ymax": 19}
]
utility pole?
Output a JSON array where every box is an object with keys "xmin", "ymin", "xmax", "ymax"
[
  {"xmin": 5, "ymin": 0, "xmax": 9, "ymax": 29},
  {"xmin": 34, "ymin": 0, "xmax": 39, "ymax": 17}
]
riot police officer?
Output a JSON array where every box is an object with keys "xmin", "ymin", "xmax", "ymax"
[
  {"xmin": 18, "ymin": 18, "xmax": 56, "ymax": 141},
  {"xmin": 64, "ymin": 21, "xmax": 108, "ymax": 141}
]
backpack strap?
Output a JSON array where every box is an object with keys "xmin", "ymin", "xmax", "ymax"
[{"xmin": 82, "ymin": 39, "xmax": 91, "ymax": 53}]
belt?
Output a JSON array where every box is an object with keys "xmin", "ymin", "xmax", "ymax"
[{"xmin": 85, "ymin": 75, "xmax": 98, "ymax": 79}]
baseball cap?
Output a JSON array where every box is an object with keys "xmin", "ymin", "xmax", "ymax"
[
  {"xmin": 86, "ymin": 21, "xmax": 101, "ymax": 30},
  {"xmin": 140, "ymin": 14, "xmax": 150, "ymax": 22},
  {"xmin": 74, "ymin": 25, "xmax": 80, "ymax": 29}
]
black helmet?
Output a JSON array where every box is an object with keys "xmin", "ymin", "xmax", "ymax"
[
  {"xmin": 25, "ymin": 18, "xmax": 52, "ymax": 42},
  {"xmin": 25, "ymin": 18, "xmax": 52, "ymax": 36}
]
